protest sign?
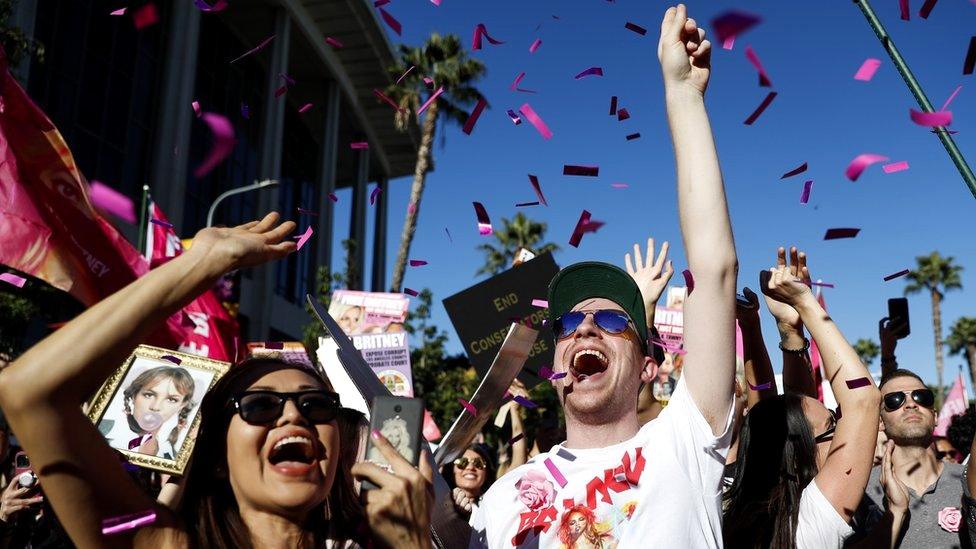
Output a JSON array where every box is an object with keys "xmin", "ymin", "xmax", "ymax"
[{"xmin": 654, "ymin": 286, "xmax": 686, "ymax": 348}]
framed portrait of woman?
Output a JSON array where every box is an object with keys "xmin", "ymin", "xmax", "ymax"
[{"xmin": 85, "ymin": 345, "xmax": 230, "ymax": 475}]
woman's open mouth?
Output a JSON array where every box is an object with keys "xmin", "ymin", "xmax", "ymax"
[{"xmin": 268, "ymin": 435, "xmax": 319, "ymax": 476}]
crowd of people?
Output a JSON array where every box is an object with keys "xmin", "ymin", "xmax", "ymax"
[{"xmin": 0, "ymin": 5, "xmax": 973, "ymax": 548}]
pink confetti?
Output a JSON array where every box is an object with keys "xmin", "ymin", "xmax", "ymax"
[
  {"xmin": 749, "ymin": 382, "xmax": 773, "ymax": 391},
  {"xmin": 617, "ymin": 108, "xmax": 630, "ymax": 121},
  {"xmin": 373, "ymin": 89, "xmax": 404, "ymax": 112},
  {"xmin": 515, "ymin": 201, "xmax": 539, "ymax": 207},
  {"xmin": 102, "ymin": 510, "xmax": 157, "ymax": 535},
  {"xmin": 744, "ymin": 92, "xmax": 777, "ymax": 125},
  {"xmin": 824, "ymin": 228, "xmax": 861, "ymax": 240},
  {"xmin": 854, "ymin": 58, "xmax": 882, "ymax": 82},
  {"xmin": 0, "ymin": 273, "xmax": 26, "ymax": 288},
  {"xmin": 297, "ymin": 208, "xmax": 318, "ymax": 216},
  {"xmin": 624, "ymin": 22, "xmax": 647, "ymax": 35},
  {"xmin": 563, "ymin": 165, "xmax": 599, "ymax": 177},
  {"xmin": 150, "ymin": 218, "xmax": 173, "ymax": 229},
  {"xmin": 548, "ymin": 371, "xmax": 567, "ymax": 380},
  {"xmin": 528, "ymin": 174, "xmax": 548, "ymax": 206},
  {"xmin": 506, "ymin": 109, "xmax": 522, "ymax": 125},
  {"xmin": 800, "ymin": 180, "xmax": 813, "ymax": 204},
  {"xmin": 378, "ymin": 8, "xmax": 401, "ymax": 35},
  {"xmin": 160, "ymin": 355, "xmax": 181, "ymax": 364},
  {"xmin": 519, "ymin": 103, "xmax": 553, "ymax": 140},
  {"xmin": 532, "ymin": 299, "xmax": 549, "ymax": 308},
  {"xmin": 609, "ymin": 96, "xmax": 618, "ymax": 115},
  {"xmin": 882, "ymin": 161, "xmax": 910, "ymax": 173},
  {"xmin": 193, "ymin": 113, "xmax": 235, "ymax": 178},
  {"xmin": 417, "ymin": 86, "xmax": 444, "ymax": 115},
  {"xmin": 90, "ymin": 181, "xmax": 136, "ymax": 223},
  {"xmin": 810, "ymin": 281, "xmax": 835, "ymax": 288},
  {"xmin": 900, "ymin": 0, "xmax": 910, "ymax": 20},
  {"xmin": 462, "ymin": 98, "xmax": 488, "ymax": 135},
  {"xmin": 508, "ymin": 433, "xmax": 525, "ymax": 445},
  {"xmin": 845, "ymin": 153, "xmax": 889, "ymax": 181},
  {"xmin": 529, "ymin": 39, "xmax": 542, "ymax": 53},
  {"xmin": 298, "ymin": 103, "xmax": 313, "ymax": 114},
  {"xmin": 513, "ymin": 396, "xmax": 537, "ymax": 408},
  {"xmin": 295, "ymin": 226, "xmax": 313, "ymax": 251},
  {"xmin": 625, "ymin": 133, "xmax": 641, "ymax": 141},
  {"xmin": 373, "ymin": 0, "xmax": 390, "ymax": 6},
  {"xmin": 132, "ymin": 3, "xmax": 159, "ymax": 29},
  {"xmin": 651, "ymin": 337, "xmax": 687, "ymax": 355},
  {"xmin": 423, "ymin": 76, "xmax": 435, "ymax": 89},
  {"xmin": 395, "ymin": 65, "xmax": 415, "ymax": 85},
  {"xmin": 409, "ymin": 259, "xmax": 427, "ymax": 267},
  {"xmin": 544, "ymin": 458, "xmax": 568, "ymax": 488},
  {"xmin": 744, "ymin": 46, "xmax": 772, "ymax": 87},
  {"xmin": 370, "ymin": 186, "xmax": 382, "ymax": 205},
  {"xmin": 941, "ymin": 85, "xmax": 963, "ymax": 111},
  {"xmin": 712, "ymin": 11, "xmax": 761, "ymax": 50},
  {"xmin": 191, "ymin": 101, "xmax": 201, "ymax": 118},
  {"xmin": 568, "ymin": 210, "xmax": 604, "ymax": 248},
  {"xmin": 611, "ymin": 183, "xmax": 628, "ymax": 189},
  {"xmin": 471, "ymin": 23, "xmax": 504, "ymax": 50},
  {"xmin": 473, "ymin": 202, "xmax": 493, "ymax": 235},
  {"xmin": 328, "ymin": 193, "xmax": 338, "ymax": 203},
  {"xmin": 574, "ymin": 67, "xmax": 604, "ymax": 79},
  {"xmin": 909, "ymin": 108, "xmax": 952, "ymax": 127},
  {"xmin": 193, "ymin": 0, "xmax": 228, "ymax": 12},
  {"xmin": 781, "ymin": 162, "xmax": 808, "ymax": 179},
  {"xmin": 274, "ymin": 85, "xmax": 288, "ymax": 98},
  {"xmin": 408, "ymin": 203, "xmax": 417, "ymax": 215},
  {"xmin": 919, "ymin": 0, "xmax": 938, "ymax": 18},
  {"xmin": 325, "ymin": 37, "xmax": 344, "ymax": 49},
  {"xmin": 458, "ymin": 397, "xmax": 478, "ymax": 416},
  {"xmin": 510, "ymin": 72, "xmax": 536, "ymax": 93},
  {"xmin": 231, "ymin": 34, "xmax": 276, "ymax": 64},
  {"xmin": 682, "ymin": 269, "xmax": 695, "ymax": 294},
  {"xmin": 884, "ymin": 269, "xmax": 911, "ymax": 281},
  {"xmin": 110, "ymin": 7, "xmax": 126, "ymax": 16},
  {"xmin": 846, "ymin": 377, "xmax": 872, "ymax": 389},
  {"xmin": 404, "ymin": 288, "xmax": 419, "ymax": 296},
  {"xmin": 350, "ymin": 142, "xmax": 369, "ymax": 149}
]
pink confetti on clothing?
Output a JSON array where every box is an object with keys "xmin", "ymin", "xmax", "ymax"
[
  {"xmin": 102, "ymin": 510, "xmax": 157, "ymax": 535},
  {"xmin": 682, "ymin": 269, "xmax": 695, "ymax": 294},
  {"xmin": 471, "ymin": 23, "xmax": 504, "ymax": 50},
  {"xmin": 0, "ymin": 273, "xmax": 26, "ymax": 288},
  {"xmin": 325, "ymin": 37, "xmax": 344, "ymax": 49},
  {"xmin": 191, "ymin": 101, "xmax": 201, "ymax": 118},
  {"xmin": 395, "ymin": 65, "xmax": 415, "ymax": 85},
  {"xmin": 194, "ymin": 113, "xmax": 235, "ymax": 178},
  {"xmin": 378, "ymin": 8, "xmax": 401, "ymax": 35},
  {"xmin": 884, "ymin": 269, "xmax": 911, "ymax": 281},
  {"xmin": 854, "ymin": 58, "xmax": 882, "ymax": 82},
  {"xmin": 231, "ymin": 34, "xmax": 276, "ymax": 64},
  {"xmin": 617, "ymin": 108, "xmax": 630, "ymax": 121},
  {"xmin": 160, "ymin": 355, "xmax": 182, "ymax": 364},
  {"xmin": 528, "ymin": 174, "xmax": 548, "ymax": 206},
  {"xmin": 110, "ymin": 7, "xmax": 126, "ymax": 16},
  {"xmin": 506, "ymin": 109, "xmax": 522, "ymax": 125},
  {"xmin": 508, "ymin": 433, "xmax": 525, "ymax": 445},
  {"xmin": 845, "ymin": 377, "xmax": 872, "ymax": 389},
  {"xmin": 350, "ymin": 142, "xmax": 369, "ymax": 149},
  {"xmin": 824, "ymin": 228, "xmax": 861, "ymax": 240},
  {"xmin": 845, "ymin": 153, "xmax": 889, "ymax": 181},
  {"xmin": 744, "ymin": 92, "xmax": 777, "ymax": 125},
  {"xmin": 919, "ymin": 0, "xmax": 938, "ymax": 18},
  {"xmin": 298, "ymin": 103, "xmax": 313, "ymax": 114},
  {"xmin": 532, "ymin": 299, "xmax": 549, "ymax": 308},
  {"xmin": 458, "ymin": 397, "xmax": 478, "ymax": 416},
  {"xmin": 529, "ymin": 39, "xmax": 542, "ymax": 53},
  {"xmin": 404, "ymin": 288, "xmax": 419, "ymax": 296},
  {"xmin": 193, "ymin": 0, "xmax": 228, "ymax": 12},
  {"xmin": 611, "ymin": 183, "xmax": 628, "ymax": 189},
  {"xmin": 370, "ymin": 186, "xmax": 382, "ymax": 205},
  {"xmin": 624, "ymin": 22, "xmax": 647, "ymax": 35},
  {"xmin": 781, "ymin": 162, "xmax": 808, "ymax": 179},
  {"xmin": 519, "ymin": 103, "xmax": 553, "ymax": 140},
  {"xmin": 568, "ymin": 210, "xmax": 604, "ymax": 247},
  {"xmin": 900, "ymin": 0, "xmax": 910, "ymax": 20},
  {"xmin": 625, "ymin": 133, "xmax": 641, "ymax": 141},
  {"xmin": 328, "ymin": 193, "xmax": 339, "ymax": 203},
  {"xmin": 295, "ymin": 226, "xmax": 313, "ymax": 251},
  {"xmin": 417, "ymin": 86, "xmax": 444, "ymax": 115},
  {"xmin": 882, "ymin": 160, "xmax": 910, "ymax": 174},
  {"xmin": 373, "ymin": 89, "xmax": 404, "ymax": 112},
  {"xmin": 150, "ymin": 218, "xmax": 174, "ymax": 229},
  {"xmin": 909, "ymin": 108, "xmax": 952, "ymax": 127},
  {"xmin": 749, "ymin": 382, "xmax": 773, "ymax": 391},
  {"xmin": 563, "ymin": 165, "xmax": 599, "ymax": 177},
  {"xmin": 712, "ymin": 11, "xmax": 761, "ymax": 50},
  {"xmin": 473, "ymin": 202, "xmax": 493, "ymax": 235},
  {"xmin": 513, "ymin": 396, "xmax": 537, "ymax": 408},
  {"xmin": 132, "ymin": 3, "xmax": 159, "ymax": 29},
  {"xmin": 609, "ymin": 96, "xmax": 618, "ymax": 115},
  {"xmin": 574, "ymin": 67, "xmax": 604, "ymax": 79},
  {"xmin": 90, "ymin": 181, "xmax": 136, "ymax": 223},
  {"xmin": 409, "ymin": 259, "xmax": 427, "ymax": 267},
  {"xmin": 800, "ymin": 180, "xmax": 813, "ymax": 204},
  {"xmin": 744, "ymin": 46, "xmax": 772, "ymax": 87},
  {"xmin": 941, "ymin": 85, "xmax": 963, "ymax": 111},
  {"xmin": 544, "ymin": 458, "xmax": 568, "ymax": 488},
  {"xmin": 462, "ymin": 98, "xmax": 488, "ymax": 135}
]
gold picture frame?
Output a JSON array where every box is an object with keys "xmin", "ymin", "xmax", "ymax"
[{"xmin": 85, "ymin": 345, "xmax": 230, "ymax": 475}]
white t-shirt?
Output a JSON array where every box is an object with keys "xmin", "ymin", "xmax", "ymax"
[
  {"xmin": 470, "ymin": 377, "xmax": 733, "ymax": 548},
  {"xmin": 795, "ymin": 480, "xmax": 853, "ymax": 549}
]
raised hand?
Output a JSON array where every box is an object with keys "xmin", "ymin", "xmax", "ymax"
[
  {"xmin": 658, "ymin": 4, "xmax": 712, "ymax": 96},
  {"xmin": 625, "ymin": 238, "xmax": 674, "ymax": 314},
  {"xmin": 762, "ymin": 247, "xmax": 811, "ymax": 331},
  {"xmin": 186, "ymin": 212, "xmax": 297, "ymax": 273},
  {"xmin": 735, "ymin": 287, "xmax": 761, "ymax": 324},
  {"xmin": 761, "ymin": 262, "xmax": 814, "ymax": 308},
  {"xmin": 880, "ymin": 441, "xmax": 909, "ymax": 513}
]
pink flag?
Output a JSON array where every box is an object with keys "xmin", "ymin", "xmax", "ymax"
[{"xmin": 934, "ymin": 372, "xmax": 968, "ymax": 437}]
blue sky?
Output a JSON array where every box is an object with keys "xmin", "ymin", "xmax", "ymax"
[{"xmin": 327, "ymin": 0, "xmax": 976, "ymax": 388}]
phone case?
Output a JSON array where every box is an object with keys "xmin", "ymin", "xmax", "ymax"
[
  {"xmin": 888, "ymin": 298, "xmax": 911, "ymax": 339},
  {"xmin": 362, "ymin": 396, "xmax": 425, "ymax": 490}
]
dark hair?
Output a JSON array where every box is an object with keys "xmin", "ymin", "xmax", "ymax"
[
  {"xmin": 178, "ymin": 358, "xmax": 363, "ymax": 548},
  {"xmin": 723, "ymin": 393, "xmax": 820, "ymax": 549},
  {"xmin": 879, "ymin": 368, "xmax": 925, "ymax": 389},
  {"xmin": 948, "ymin": 403, "xmax": 976, "ymax": 458},
  {"xmin": 441, "ymin": 443, "xmax": 497, "ymax": 498}
]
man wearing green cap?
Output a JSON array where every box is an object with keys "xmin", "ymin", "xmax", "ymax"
[{"xmin": 471, "ymin": 5, "xmax": 737, "ymax": 547}]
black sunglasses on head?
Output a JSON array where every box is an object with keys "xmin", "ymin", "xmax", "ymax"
[
  {"xmin": 882, "ymin": 389, "xmax": 935, "ymax": 412},
  {"xmin": 232, "ymin": 390, "xmax": 341, "ymax": 425},
  {"xmin": 552, "ymin": 310, "xmax": 633, "ymax": 340}
]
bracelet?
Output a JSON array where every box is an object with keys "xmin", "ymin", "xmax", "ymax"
[{"xmin": 779, "ymin": 338, "xmax": 810, "ymax": 354}]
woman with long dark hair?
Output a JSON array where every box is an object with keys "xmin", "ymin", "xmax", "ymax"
[
  {"xmin": 723, "ymin": 261, "xmax": 881, "ymax": 548},
  {"xmin": 0, "ymin": 214, "xmax": 434, "ymax": 548},
  {"xmin": 441, "ymin": 444, "xmax": 495, "ymax": 524}
]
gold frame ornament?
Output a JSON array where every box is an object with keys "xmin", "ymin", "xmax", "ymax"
[{"xmin": 85, "ymin": 345, "xmax": 230, "ymax": 475}]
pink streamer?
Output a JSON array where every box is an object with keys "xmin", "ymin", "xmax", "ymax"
[
  {"xmin": 404, "ymin": 288, "xmax": 419, "ymax": 296},
  {"xmin": 395, "ymin": 65, "xmax": 415, "ymax": 85},
  {"xmin": 417, "ymin": 86, "xmax": 444, "ymax": 115},
  {"xmin": 462, "ymin": 98, "xmax": 488, "ymax": 135},
  {"xmin": 194, "ymin": 113, "xmax": 236, "ymax": 178},
  {"xmin": 90, "ymin": 181, "xmax": 136, "ymax": 223},
  {"xmin": 744, "ymin": 46, "xmax": 772, "ymax": 87},
  {"xmin": 941, "ymin": 85, "xmax": 963, "ymax": 111},
  {"xmin": 531, "ymin": 299, "xmax": 549, "ymax": 308},
  {"xmin": 378, "ymin": 8, "xmax": 401, "ymax": 35},
  {"xmin": 854, "ymin": 58, "xmax": 882, "ymax": 82},
  {"xmin": 325, "ymin": 37, "xmax": 344, "ymax": 48},
  {"xmin": 574, "ymin": 67, "xmax": 604, "ymax": 79},
  {"xmin": 102, "ymin": 510, "xmax": 157, "ymax": 535},
  {"xmin": 471, "ymin": 23, "xmax": 504, "ymax": 50},
  {"xmin": 298, "ymin": 103, "xmax": 313, "ymax": 113},
  {"xmin": 328, "ymin": 193, "xmax": 339, "ymax": 203},
  {"xmin": 295, "ymin": 226, "xmax": 313, "ymax": 251},
  {"xmin": 231, "ymin": 34, "xmax": 276, "ymax": 64},
  {"xmin": 909, "ymin": 109, "xmax": 952, "ymax": 127},
  {"xmin": 350, "ymin": 142, "xmax": 369, "ymax": 149},
  {"xmin": 191, "ymin": 101, "xmax": 201, "ymax": 118},
  {"xmin": 882, "ymin": 161, "xmax": 910, "ymax": 174},
  {"xmin": 900, "ymin": 0, "xmax": 910, "ymax": 20},
  {"xmin": 711, "ymin": 11, "xmax": 761, "ymax": 50},
  {"xmin": 458, "ymin": 398, "xmax": 478, "ymax": 415},
  {"xmin": 409, "ymin": 259, "xmax": 427, "ymax": 267},
  {"xmin": 519, "ymin": 103, "xmax": 553, "ymax": 140},
  {"xmin": 528, "ymin": 174, "xmax": 548, "ymax": 206},
  {"xmin": 844, "ymin": 153, "xmax": 889, "ymax": 181},
  {"xmin": 568, "ymin": 210, "xmax": 604, "ymax": 247},
  {"xmin": 800, "ymin": 180, "xmax": 813, "ymax": 204},
  {"xmin": 110, "ymin": 7, "xmax": 126, "ymax": 15},
  {"xmin": 544, "ymin": 458, "xmax": 568, "ymax": 487},
  {"xmin": 473, "ymin": 202, "xmax": 493, "ymax": 235},
  {"xmin": 529, "ymin": 39, "xmax": 542, "ymax": 53},
  {"xmin": 823, "ymin": 228, "xmax": 861, "ymax": 240},
  {"xmin": 884, "ymin": 269, "xmax": 911, "ymax": 281},
  {"xmin": 510, "ymin": 72, "xmax": 536, "ymax": 93},
  {"xmin": 781, "ymin": 161, "xmax": 808, "ymax": 179},
  {"xmin": 0, "ymin": 273, "xmax": 26, "ymax": 288},
  {"xmin": 370, "ymin": 186, "xmax": 382, "ymax": 205},
  {"xmin": 373, "ymin": 89, "xmax": 404, "ymax": 112}
]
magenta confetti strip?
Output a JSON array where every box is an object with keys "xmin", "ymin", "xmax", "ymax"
[
  {"xmin": 845, "ymin": 377, "xmax": 872, "ymax": 389},
  {"xmin": 744, "ymin": 46, "xmax": 772, "ymax": 87},
  {"xmin": 781, "ymin": 161, "xmax": 808, "ymax": 179},
  {"xmin": 194, "ymin": 113, "xmax": 235, "ymax": 178},
  {"xmin": 230, "ymin": 34, "xmax": 276, "ymax": 64},
  {"xmin": 473, "ymin": 202, "xmax": 493, "ymax": 235},
  {"xmin": 824, "ymin": 228, "xmax": 861, "ymax": 240},
  {"xmin": 471, "ymin": 23, "xmax": 504, "ymax": 50},
  {"xmin": 417, "ymin": 86, "xmax": 444, "ymax": 115},
  {"xmin": 563, "ymin": 165, "xmax": 599, "ymax": 177},
  {"xmin": 941, "ymin": 85, "xmax": 963, "ymax": 111},
  {"xmin": 510, "ymin": 71, "xmax": 537, "ymax": 93},
  {"xmin": 544, "ymin": 458, "xmax": 568, "ymax": 488},
  {"xmin": 150, "ymin": 218, "xmax": 174, "ymax": 229},
  {"xmin": 350, "ymin": 142, "xmax": 369, "ymax": 149},
  {"xmin": 800, "ymin": 180, "xmax": 813, "ymax": 204},
  {"xmin": 513, "ymin": 396, "xmax": 537, "ymax": 408},
  {"xmin": 378, "ymin": 8, "xmax": 401, "ymax": 35},
  {"xmin": 884, "ymin": 269, "xmax": 911, "ymax": 281},
  {"xmin": 624, "ymin": 22, "xmax": 647, "ymax": 35},
  {"xmin": 539, "ymin": 366, "xmax": 552, "ymax": 379},
  {"xmin": 408, "ymin": 203, "xmax": 416, "ymax": 215},
  {"xmin": 515, "ymin": 201, "xmax": 540, "ymax": 207},
  {"xmin": 110, "ymin": 7, "xmax": 126, "ymax": 15},
  {"xmin": 132, "ymin": 3, "xmax": 159, "ymax": 29},
  {"xmin": 743, "ymin": 92, "xmax": 777, "ymax": 125},
  {"xmin": 749, "ymin": 381, "xmax": 773, "ymax": 391},
  {"xmin": 403, "ymin": 288, "xmax": 419, "ymax": 296},
  {"xmin": 373, "ymin": 89, "xmax": 404, "ymax": 112},
  {"xmin": 519, "ymin": 103, "xmax": 553, "ymax": 140},
  {"xmin": 101, "ymin": 510, "xmax": 157, "ymax": 535},
  {"xmin": 845, "ymin": 153, "xmax": 889, "ymax": 181},
  {"xmin": 160, "ymin": 355, "xmax": 182, "ymax": 365},
  {"xmin": 373, "ymin": 0, "xmax": 390, "ymax": 6},
  {"xmin": 423, "ymin": 76, "xmax": 435, "ymax": 89},
  {"xmin": 264, "ymin": 341, "xmax": 285, "ymax": 350},
  {"xmin": 617, "ymin": 108, "xmax": 630, "ymax": 121},
  {"xmin": 395, "ymin": 65, "xmax": 415, "ymax": 85},
  {"xmin": 712, "ymin": 11, "xmax": 761, "ymax": 50},
  {"xmin": 325, "ymin": 36, "xmax": 344, "ymax": 49},
  {"xmin": 548, "ymin": 372, "xmax": 567, "ymax": 380},
  {"xmin": 370, "ymin": 186, "xmax": 382, "ymax": 205},
  {"xmin": 529, "ymin": 38, "xmax": 542, "ymax": 53},
  {"xmin": 0, "ymin": 273, "xmax": 26, "ymax": 288},
  {"xmin": 651, "ymin": 337, "xmax": 687, "ymax": 355},
  {"xmin": 458, "ymin": 398, "xmax": 478, "ymax": 416},
  {"xmin": 298, "ymin": 103, "xmax": 313, "ymax": 114},
  {"xmin": 611, "ymin": 183, "xmax": 629, "ymax": 189},
  {"xmin": 90, "ymin": 181, "xmax": 136, "ymax": 223},
  {"xmin": 506, "ymin": 109, "xmax": 522, "ymax": 125},
  {"xmin": 882, "ymin": 161, "xmax": 909, "ymax": 174},
  {"xmin": 295, "ymin": 226, "xmax": 313, "ymax": 251},
  {"xmin": 854, "ymin": 58, "xmax": 882, "ymax": 82},
  {"xmin": 191, "ymin": 101, "xmax": 201, "ymax": 118},
  {"xmin": 528, "ymin": 174, "xmax": 548, "ymax": 206},
  {"xmin": 919, "ymin": 0, "xmax": 938, "ymax": 18},
  {"xmin": 609, "ymin": 96, "xmax": 618, "ymax": 115},
  {"xmin": 274, "ymin": 85, "xmax": 288, "ymax": 98},
  {"xmin": 328, "ymin": 193, "xmax": 338, "ymax": 203},
  {"xmin": 810, "ymin": 281, "xmax": 835, "ymax": 288},
  {"xmin": 193, "ymin": 0, "xmax": 228, "ymax": 11},
  {"xmin": 568, "ymin": 210, "xmax": 604, "ymax": 248},
  {"xmin": 965, "ymin": 38, "xmax": 976, "ymax": 75},
  {"xmin": 555, "ymin": 448, "xmax": 577, "ymax": 461},
  {"xmin": 508, "ymin": 433, "xmax": 525, "ymax": 445},
  {"xmin": 574, "ymin": 67, "xmax": 604, "ymax": 79},
  {"xmin": 909, "ymin": 108, "xmax": 952, "ymax": 127},
  {"xmin": 682, "ymin": 269, "xmax": 695, "ymax": 294},
  {"xmin": 409, "ymin": 259, "xmax": 428, "ymax": 267},
  {"xmin": 900, "ymin": 0, "xmax": 910, "ymax": 20},
  {"xmin": 625, "ymin": 133, "xmax": 641, "ymax": 141},
  {"xmin": 531, "ymin": 299, "xmax": 549, "ymax": 308},
  {"xmin": 462, "ymin": 97, "xmax": 488, "ymax": 135}
]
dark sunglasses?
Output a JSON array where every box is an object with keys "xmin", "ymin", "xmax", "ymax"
[
  {"xmin": 454, "ymin": 456, "xmax": 487, "ymax": 470},
  {"xmin": 814, "ymin": 408, "xmax": 837, "ymax": 444},
  {"xmin": 883, "ymin": 389, "xmax": 935, "ymax": 412},
  {"xmin": 552, "ymin": 310, "xmax": 633, "ymax": 340},
  {"xmin": 232, "ymin": 390, "xmax": 341, "ymax": 425}
]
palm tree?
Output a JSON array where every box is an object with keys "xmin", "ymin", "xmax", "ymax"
[
  {"xmin": 853, "ymin": 338, "xmax": 880, "ymax": 368},
  {"xmin": 476, "ymin": 213, "xmax": 559, "ymax": 276},
  {"xmin": 904, "ymin": 252, "xmax": 964, "ymax": 406},
  {"xmin": 947, "ymin": 316, "xmax": 976, "ymax": 389},
  {"xmin": 386, "ymin": 34, "xmax": 486, "ymax": 292}
]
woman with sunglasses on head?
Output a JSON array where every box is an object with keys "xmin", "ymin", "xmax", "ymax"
[
  {"xmin": 441, "ymin": 444, "xmax": 495, "ymax": 525},
  {"xmin": 723, "ymin": 261, "xmax": 881, "ymax": 549},
  {"xmin": 0, "ymin": 213, "xmax": 434, "ymax": 549}
]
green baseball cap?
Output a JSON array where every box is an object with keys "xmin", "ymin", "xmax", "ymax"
[{"xmin": 547, "ymin": 261, "xmax": 651, "ymax": 356}]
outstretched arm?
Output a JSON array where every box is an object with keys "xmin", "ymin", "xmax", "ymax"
[
  {"xmin": 736, "ymin": 288, "xmax": 776, "ymax": 408},
  {"xmin": 0, "ymin": 213, "xmax": 296, "ymax": 548},
  {"xmin": 763, "ymin": 247, "xmax": 818, "ymax": 398},
  {"xmin": 658, "ymin": 4, "xmax": 737, "ymax": 433}
]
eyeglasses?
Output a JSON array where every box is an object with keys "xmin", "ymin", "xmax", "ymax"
[
  {"xmin": 814, "ymin": 408, "xmax": 837, "ymax": 444},
  {"xmin": 552, "ymin": 310, "xmax": 633, "ymax": 340},
  {"xmin": 232, "ymin": 390, "xmax": 341, "ymax": 425},
  {"xmin": 453, "ymin": 456, "xmax": 487, "ymax": 470},
  {"xmin": 883, "ymin": 389, "xmax": 935, "ymax": 412}
]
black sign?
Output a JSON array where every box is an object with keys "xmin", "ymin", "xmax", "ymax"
[{"xmin": 443, "ymin": 253, "xmax": 559, "ymax": 387}]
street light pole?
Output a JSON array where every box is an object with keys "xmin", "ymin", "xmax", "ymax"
[{"xmin": 206, "ymin": 179, "xmax": 280, "ymax": 228}]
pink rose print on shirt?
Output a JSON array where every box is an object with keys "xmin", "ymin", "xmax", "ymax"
[
  {"xmin": 939, "ymin": 506, "xmax": 962, "ymax": 533},
  {"xmin": 516, "ymin": 469, "xmax": 555, "ymax": 511}
]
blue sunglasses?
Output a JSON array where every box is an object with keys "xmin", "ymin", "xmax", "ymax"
[{"xmin": 551, "ymin": 310, "xmax": 633, "ymax": 339}]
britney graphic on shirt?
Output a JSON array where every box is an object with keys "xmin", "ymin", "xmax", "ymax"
[{"xmin": 557, "ymin": 505, "xmax": 617, "ymax": 549}]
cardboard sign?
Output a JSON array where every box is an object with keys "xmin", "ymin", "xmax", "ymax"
[{"xmin": 443, "ymin": 252, "xmax": 559, "ymax": 386}]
